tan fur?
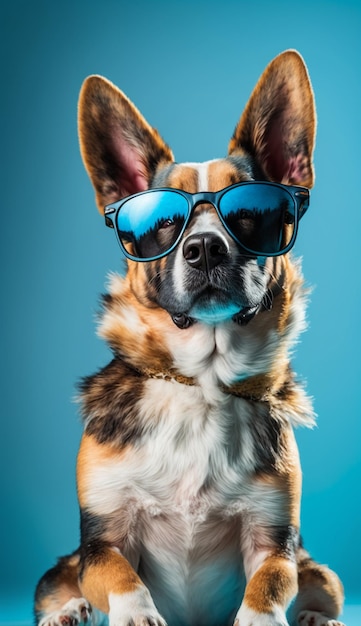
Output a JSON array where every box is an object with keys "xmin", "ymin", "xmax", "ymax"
[
  {"xmin": 77, "ymin": 434, "xmax": 128, "ymax": 508},
  {"xmin": 99, "ymin": 276, "xmax": 174, "ymax": 369},
  {"xmin": 167, "ymin": 165, "xmax": 199, "ymax": 192},
  {"xmin": 80, "ymin": 548, "xmax": 142, "ymax": 614},
  {"xmin": 290, "ymin": 551, "xmax": 345, "ymax": 621},
  {"xmin": 243, "ymin": 556, "xmax": 298, "ymax": 613},
  {"xmin": 207, "ymin": 158, "xmax": 253, "ymax": 190}
]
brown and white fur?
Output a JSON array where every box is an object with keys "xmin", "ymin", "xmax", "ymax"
[{"xmin": 34, "ymin": 50, "xmax": 345, "ymax": 626}]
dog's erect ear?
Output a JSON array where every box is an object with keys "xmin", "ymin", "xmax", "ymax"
[
  {"xmin": 229, "ymin": 50, "xmax": 316, "ymax": 188},
  {"xmin": 78, "ymin": 76, "xmax": 174, "ymax": 213}
]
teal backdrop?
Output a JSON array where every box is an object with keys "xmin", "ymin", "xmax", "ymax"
[{"xmin": 1, "ymin": 0, "xmax": 360, "ymax": 623}]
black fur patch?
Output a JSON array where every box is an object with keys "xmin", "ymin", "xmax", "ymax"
[
  {"xmin": 250, "ymin": 404, "xmax": 284, "ymax": 472},
  {"xmin": 80, "ymin": 509, "xmax": 105, "ymax": 545},
  {"xmin": 226, "ymin": 154, "xmax": 265, "ymax": 182},
  {"xmin": 272, "ymin": 524, "xmax": 299, "ymax": 560},
  {"xmin": 78, "ymin": 358, "xmax": 147, "ymax": 445},
  {"xmin": 151, "ymin": 163, "xmax": 177, "ymax": 188},
  {"xmin": 78, "ymin": 510, "xmax": 109, "ymax": 579}
]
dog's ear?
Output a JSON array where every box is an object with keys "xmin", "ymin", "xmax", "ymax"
[
  {"xmin": 228, "ymin": 50, "xmax": 316, "ymax": 188},
  {"xmin": 78, "ymin": 76, "xmax": 174, "ymax": 213}
]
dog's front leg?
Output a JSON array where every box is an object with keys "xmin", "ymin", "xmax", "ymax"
[
  {"xmin": 79, "ymin": 543, "xmax": 167, "ymax": 626},
  {"xmin": 235, "ymin": 549, "xmax": 298, "ymax": 626}
]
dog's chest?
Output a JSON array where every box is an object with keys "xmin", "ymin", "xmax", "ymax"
[
  {"xmin": 88, "ymin": 378, "xmax": 271, "ymax": 533},
  {"xmin": 84, "ymin": 379, "xmax": 285, "ymax": 625}
]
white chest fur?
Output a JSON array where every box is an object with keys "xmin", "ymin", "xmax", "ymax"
[{"xmin": 85, "ymin": 378, "xmax": 269, "ymax": 516}]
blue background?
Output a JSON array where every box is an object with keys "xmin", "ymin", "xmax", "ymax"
[{"xmin": 1, "ymin": 0, "xmax": 360, "ymax": 623}]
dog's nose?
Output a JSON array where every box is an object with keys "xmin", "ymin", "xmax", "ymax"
[{"xmin": 183, "ymin": 233, "xmax": 228, "ymax": 271}]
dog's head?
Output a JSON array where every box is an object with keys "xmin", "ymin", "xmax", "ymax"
[
  {"xmin": 78, "ymin": 51, "xmax": 315, "ymax": 330},
  {"xmin": 77, "ymin": 51, "xmax": 315, "ymax": 391}
]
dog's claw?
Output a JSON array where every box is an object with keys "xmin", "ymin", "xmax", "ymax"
[
  {"xmin": 298, "ymin": 610, "xmax": 346, "ymax": 626},
  {"xmin": 39, "ymin": 597, "xmax": 92, "ymax": 626}
]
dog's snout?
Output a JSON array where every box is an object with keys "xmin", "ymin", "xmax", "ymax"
[{"xmin": 183, "ymin": 233, "xmax": 229, "ymax": 272}]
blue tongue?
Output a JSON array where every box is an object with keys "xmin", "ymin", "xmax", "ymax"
[{"xmin": 171, "ymin": 303, "xmax": 261, "ymax": 328}]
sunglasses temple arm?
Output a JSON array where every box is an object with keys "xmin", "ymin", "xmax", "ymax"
[
  {"xmin": 294, "ymin": 190, "xmax": 310, "ymax": 220},
  {"xmin": 104, "ymin": 205, "xmax": 116, "ymax": 228},
  {"xmin": 298, "ymin": 199, "xmax": 309, "ymax": 220}
]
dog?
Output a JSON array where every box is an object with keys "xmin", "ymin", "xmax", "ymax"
[{"xmin": 34, "ymin": 50, "xmax": 345, "ymax": 626}]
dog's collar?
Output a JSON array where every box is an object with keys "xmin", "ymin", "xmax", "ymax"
[{"xmin": 132, "ymin": 364, "xmax": 292, "ymax": 402}]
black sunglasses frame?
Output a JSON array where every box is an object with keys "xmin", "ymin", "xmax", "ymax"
[{"xmin": 104, "ymin": 181, "xmax": 310, "ymax": 262}]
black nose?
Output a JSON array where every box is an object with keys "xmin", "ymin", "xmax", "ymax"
[{"xmin": 183, "ymin": 232, "xmax": 228, "ymax": 271}]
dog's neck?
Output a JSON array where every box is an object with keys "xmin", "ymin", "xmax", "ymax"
[
  {"xmin": 99, "ymin": 260, "xmax": 303, "ymax": 388},
  {"xmin": 96, "ymin": 265, "xmax": 315, "ymax": 425}
]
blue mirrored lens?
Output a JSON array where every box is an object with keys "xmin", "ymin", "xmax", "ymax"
[
  {"xmin": 117, "ymin": 190, "xmax": 189, "ymax": 259},
  {"xmin": 219, "ymin": 184, "xmax": 295, "ymax": 254}
]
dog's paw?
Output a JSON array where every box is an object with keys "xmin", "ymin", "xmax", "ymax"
[
  {"xmin": 109, "ymin": 588, "xmax": 167, "ymax": 626},
  {"xmin": 234, "ymin": 604, "xmax": 288, "ymax": 625},
  {"xmin": 297, "ymin": 610, "xmax": 345, "ymax": 626},
  {"xmin": 38, "ymin": 597, "xmax": 92, "ymax": 626}
]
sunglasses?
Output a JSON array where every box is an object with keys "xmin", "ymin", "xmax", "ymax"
[{"xmin": 104, "ymin": 181, "xmax": 310, "ymax": 262}]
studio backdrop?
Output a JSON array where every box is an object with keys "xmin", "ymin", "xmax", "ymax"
[{"xmin": 1, "ymin": 0, "xmax": 360, "ymax": 623}]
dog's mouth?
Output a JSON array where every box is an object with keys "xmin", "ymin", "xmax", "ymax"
[
  {"xmin": 157, "ymin": 245, "xmax": 271, "ymax": 329},
  {"xmin": 171, "ymin": 303, "xmax": 260, "ymax": 329},
  {"xmin": 170, "ymin": 286, "xmax": 263, "ymax": 329}
]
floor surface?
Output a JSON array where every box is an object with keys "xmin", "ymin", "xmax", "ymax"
[{"xmin": 1, "ymin": 605, "xmax": 361, "ymax": 626}]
